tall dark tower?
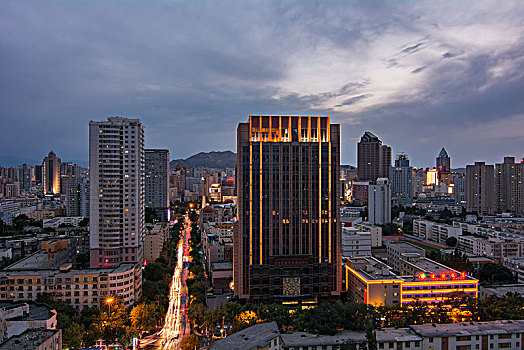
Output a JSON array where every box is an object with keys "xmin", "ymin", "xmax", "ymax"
[
  {"xmin": 234, "ymin": 116, "xmax": 341, "ymax": 303},
  {"xmin": 436, "ymin": 147, "xmax": 451, "ymax": 171},
  {"xmin": 357, "ymin": 132, "xmax": 391, "ymax": 183}
]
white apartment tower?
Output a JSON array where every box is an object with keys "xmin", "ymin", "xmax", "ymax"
[
  {"xmin": 369, "ymin": 178, "xmax": 391, "ymax": 225},
  {"xmin": 89, "ymin": 117, "xmax": 145, "ymax": 268}
]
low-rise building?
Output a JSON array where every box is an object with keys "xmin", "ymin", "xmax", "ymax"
[
  {"xmin": 0, "ymin": 328, "xmax": 61, "ymax": 350},
  {"xmin": 0, "ymin": 252, "xmax": 141, "ymax": 310},
  {"xmin": 502, "ymin": 256, "xmax": 524, "ymax": 283},
  {"xmin": 411, "ymin": 320, "xmax": 524, "ymax": 350},
  {"xmin": 386, "ymin": 241, "xmax": 425, "ymax": 273},
  {"xmin": 212, "ymin": 320, "xmax": 524, "ymax": 350},
  {"xmin": 345, "ymin": 254, "xmax": 479, "ymax": 308},
  {"xmin": 341, "ymin": 228, "xmax": 371, "ymax": 258},
  {"xmin": 353, "ymin": 222, "xmax": 382, "ymax": 247},
  {"xmin": 413, "ymin": 220, "xmax": 461, "ymax": 244},
  {"xmin": 209, "ymin": 321, "xmax": 281, "ymax": 350}
]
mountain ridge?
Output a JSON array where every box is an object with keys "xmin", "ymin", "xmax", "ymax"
[{"xmin": 170, "ymin": 150, "xmax": 236, "ymax": 169}]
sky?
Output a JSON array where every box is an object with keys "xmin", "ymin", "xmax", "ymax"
[{"xmin": 1, "ymin": 0, "xmax": 523, "ymax": 168}]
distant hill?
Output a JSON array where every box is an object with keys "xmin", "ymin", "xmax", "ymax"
[{"xmin": 170, "ymin": 151, "xmax": 236, "ymax": 169}]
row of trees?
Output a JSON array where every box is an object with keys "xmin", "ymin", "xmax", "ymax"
[
  {"xmin": 37, "ymin": 293, "xmax": 160, "ymax": 348},
  {"xmin": 187, "ymin": 292, "xmax": 524, "ymax": 339}
]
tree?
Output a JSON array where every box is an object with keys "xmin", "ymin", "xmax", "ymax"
[
  {"xmin": 478, "ymin": 263, "xmax": 514, "ymax": 284},
  {"xmin": 130, "ymin": 302, "xmax": 160, "ymax": 332},
  {"xmin": 187, "ymin": 302, "xmax": 208, "ymax": 328},
  {"xmin": 79, "ymin": 217, "xmax": 89, "ymax": 227},
  {"xmin": 445, "ymin": 236, "xmax": 457, "ymax": 247},
  {"xmin": 62, "ymin": 321, "xmax": 83, "ymax": 348},
  {"xmin": 365, "ymin": 319, "xmax": 377, "ymax": 350},
  {"xmin": 180, "ymin": 334, "xmax": 200, "ymax": 350}
]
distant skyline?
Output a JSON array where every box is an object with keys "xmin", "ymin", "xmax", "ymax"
[{"xmin": 1, "ymin": 1, "xmax": 523, "ymax": 168}]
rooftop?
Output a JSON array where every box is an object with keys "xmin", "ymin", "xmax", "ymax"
[
  {"xmin": 209, "ymin": 322, "xmax": 279, "ymax": 350},
  {"xmin": 482, "ymin": 284, "xmax": 524, "ymax": 298},
  {"xmin": 347, "ymin": 257, "xmax": 401, "ymax": 281},
  {"xmin": 0, "ymin": 328, "xmax": 60, "ymax": 349},
  {"xmin": 212, "ymin": 262, "xmax": 233, "ymax": 271},
  {"xmin": 0, "ymin": 260, "xmax": 136, "ymax": 276},
  {"xmin": 410, "ymin": 320, "xmax": 524, "ymax": 337}
]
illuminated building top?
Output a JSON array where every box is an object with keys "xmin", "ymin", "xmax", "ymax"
[{"xmin": 249, "ymin": 115, "xmax": 330, "ymax": 142}]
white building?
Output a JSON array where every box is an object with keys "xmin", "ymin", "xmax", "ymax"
[
  {"xmin": 341, "ymin": 227, "xmax": 372, "ymax": 258},
  {"xmin": 89, "ymin": 117, "xmax": 145, "ymax": 268},
  {"xmin": 353, "ymin": 222, "xmax": 383, "ymax": 247},
  {"xmin": 368, "ymin": 178, "xmax": 391, "ymax": 225}
]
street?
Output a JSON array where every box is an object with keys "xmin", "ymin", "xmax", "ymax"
[{"xmin": 140, "ymin": 216, "xmax": 192, "ymax": 350}]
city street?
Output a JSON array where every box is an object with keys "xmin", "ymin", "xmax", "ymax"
[{"xmin": 140, "ymin": 217, "xmax": 192, "ymax": 350}]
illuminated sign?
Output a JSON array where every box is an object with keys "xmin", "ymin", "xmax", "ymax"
[{"xmin": 418, "ymin": 271, "xmax": 467, "ymax": 281}]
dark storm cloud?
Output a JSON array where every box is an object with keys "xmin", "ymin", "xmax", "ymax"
[{"xmin": 0, "ymin": 0, "xmax": 523, "ymax": 167}]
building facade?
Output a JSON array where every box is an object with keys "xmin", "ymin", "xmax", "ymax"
[
  {"xmin": 145, "ymin": 149, "xmax": 170, "ymax": 221},
  {"xmin": 89, "ymin": 117, "xmax": 145, "ymax": 268},
  {"xmin": 466, "ymin": 162, "xmax": 495, "ymax": 215},
  {"xmin": 389, "ymin": 153, "xmax": 413, "ymax": 205},
  {"xmin": 436, "ymin": 147, "xmax": 451, "ymax": 171},
  {"xmin": 234, "ymin": 116, "xmax": 341, "ymax": 303},
  {"xmin": 66, "ymin": 179, "xmax": 89, "ymax": 217},
  {"xmin": 495, "ymin": 156, "xmax": 524, "ymax": 214},
  {"xmin": 357, "ymin": 131, "xmax": 391, "ymax": 183},
  {"xmin": 368, "ymin": 178, "xmax": 391, "ymax": 225},
  {"xmin": 42, "ymin": 151, "xmax": 61, "ymax": 196}
]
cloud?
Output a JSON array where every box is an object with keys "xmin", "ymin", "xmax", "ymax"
[{"xmin": 0, "ymin": 0, "xmax": 523, "ymax": 168}]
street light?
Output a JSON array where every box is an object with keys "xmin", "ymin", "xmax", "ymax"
[{"xmin": 105, "ymin": 297, "xmax": 115, "ymax": 316}]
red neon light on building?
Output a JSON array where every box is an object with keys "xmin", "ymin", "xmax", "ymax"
[{"xmin": 418, "ymin": 271, "xmax": 468, "ymax": 281}]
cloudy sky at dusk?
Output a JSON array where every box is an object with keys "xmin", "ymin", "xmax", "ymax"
[{"xmin": 1, "ymin": 0, "xmax": 523, "ymax": 168}]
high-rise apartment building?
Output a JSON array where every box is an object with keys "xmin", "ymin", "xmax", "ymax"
[
  {"xmin": 234, "ymin": 116, "xmax": 341, "ymax": 303},
  {"xmin": 43, "ymin": 151, "xmax": 61, "ymax": 195},
  {"xmin": 436, "ymin": 147, "xmax": 451, "ymax": 171},
  {"xmin": 60, "ymin": 162, "xmax": 81, "ymax": 194},
  {"xmin": 466, "ymin": 162, "xmax": 495, "ymax": 215},
  {"xmin": 89, "ymin": 117, "xmax": 145, "ymax": 268},
  {"xmin": 389, "ymin": 153, "xmax": 413, "ymax": 205},
  {"xmin": 34, "ymin": 165, "xmax": 43, "ymax": 185},
  {"xmin": 66, "ymin": 179, "xmax": 90, "ymax": 217},
  {"xmin": 495, "ymin": 157, "xmax": 524, "ymax": 214},
  {"xmin": 369, "ymin": 178, "xmax": 391, "ymax": 225},
  {"xmin": 357, "ymin": 132, "xmax": 391, "ymax": 183},
  {"xmin": 145, "ymin": 149, "xmax": 170, "ymax": 221},
  {"xmin": 454, "ymin": 177, "xmax": 466, "ymax": 206},
  {"xmin": 17, "ymin": 164, "xmax": 32, "ymax": 192}
]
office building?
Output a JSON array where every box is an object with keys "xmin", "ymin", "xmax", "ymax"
[
  {"xmin": 495, "ymin": 156, "xmax": 524, "ymax": 213},
  {"xmin": 89, "ymin": 117, "xmax": 145, "ymax": 268},
  {"xmin": 357, "ymin": 131, "xmax": 391, "ymax": 183},
  {"xmin": 145, "ymin": 149, "xmax": 170, "ymax": 221},
  {"xmin": 234, "ymin": 116, "xmax": 341, "ymax": 303},
  {"xmin": 368, "ymin": 178, "xmax": 391, "ymax": 225},
  {"xmin": 466, "ymin": 162, "xmax": 495, "ymax": 215},
  {"xmin": 436, "ymin": 147, "xmax": 451, "ymax": 171},
  {"xmin": 42, "ymin": 151, "xmax": 61, "ymax": 196},
  {"xmin": 389, "ymin": 153, "xmax": 413, "ymax": 205}
]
